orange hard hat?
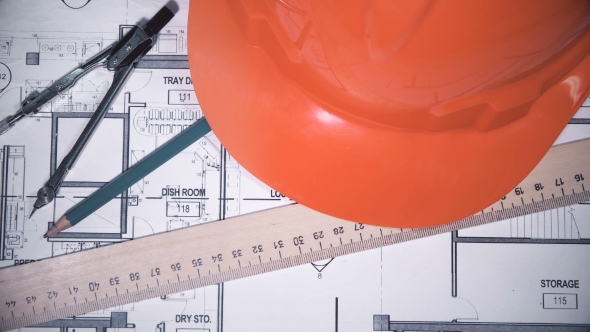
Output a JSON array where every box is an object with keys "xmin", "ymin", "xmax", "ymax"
[{"xmin": 187, "ymin": 0, "xmax": 590, "ymax": 227}]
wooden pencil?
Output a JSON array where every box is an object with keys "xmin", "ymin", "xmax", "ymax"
[{"xmin": 45, "ymin": 117, "xmax": 212, "ymax": 236}]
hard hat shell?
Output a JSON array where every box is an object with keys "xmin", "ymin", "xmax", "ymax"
[{"xmin": 188, "ymin": 0, "xmax": 590, "ymax": 227}]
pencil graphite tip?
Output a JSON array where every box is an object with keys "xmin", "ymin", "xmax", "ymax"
[
  {"xmin": 45, "ymin": 216, "xmax": 72, "ymax": 237},
  {"xmin": 29, "ymin": 208, "xmax": 37, "ymax": 219}
]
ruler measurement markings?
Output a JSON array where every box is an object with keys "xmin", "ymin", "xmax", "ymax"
[{"xmin": 0, "ymin": 139, "xmax": 589, "ymax": 331}]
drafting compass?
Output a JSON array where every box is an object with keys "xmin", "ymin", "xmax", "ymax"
[{"xmin": 0, "ymin": 5, "xmax": 175, "ymax": 217}]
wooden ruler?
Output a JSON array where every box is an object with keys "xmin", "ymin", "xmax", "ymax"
[{"xmin": 1, "ymin": 138, "xmax": 589, "ymax": 331}]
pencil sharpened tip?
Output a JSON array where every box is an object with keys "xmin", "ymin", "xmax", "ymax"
[
  {"xmin": 45, "ymin": 216, "xmax": 72, "ymax": 237},
  {"xmin": 29, "ymin": 208, "xmax": 37, "ymax": 218}
]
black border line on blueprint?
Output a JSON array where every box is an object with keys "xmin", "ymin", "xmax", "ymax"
[
  {"xmin": 31, "ymin": 311, "xmax": 132, "ymax": 329},
  {"xmin": 48, "ymin": 112, "xmax": 130, "ymax": 240},
  {"xmin": 373, "ymin": 315, "xmax": 590, "ymax": 332}
]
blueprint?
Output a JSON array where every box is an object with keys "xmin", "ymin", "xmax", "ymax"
[{"xmin": 0, "ymin": 1, "xmax": 589, "ymax": 331}]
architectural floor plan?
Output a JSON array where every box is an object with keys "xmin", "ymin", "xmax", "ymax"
[{"xmin": 0, "ymin": 1, "xmax": 589, "ymax": 331}]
